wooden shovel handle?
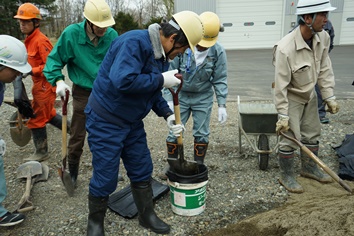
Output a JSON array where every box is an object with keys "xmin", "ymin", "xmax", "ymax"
[
  {"xmin": 168, "ymin": 74, "xmax": 183, "ymax": 145},
  {"xmin": 16, "ymin": 175, "xmax": 35, "ymax": 212},
  {"xmin": 280, "ymin": 130, "xmax": 352, "ymax": 193},
  {"xmin": 61, "ymin": 89, "xmax": 69, "ymax": 163}
]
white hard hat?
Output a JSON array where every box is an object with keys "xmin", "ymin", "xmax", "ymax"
[
  {"xmin": 0, "ymin": 35, "xmax": 32, "ymax": 73},
  {"xmin": 296, "ymin": 0, "xmax": 336, "ymax": 15}
]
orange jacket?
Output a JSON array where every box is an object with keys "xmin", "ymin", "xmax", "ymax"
[{"xmin": 24, "ymin": 28, "xmax": 57, "ymax": 129}]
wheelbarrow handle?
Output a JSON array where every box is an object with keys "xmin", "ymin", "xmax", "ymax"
[{"xmin": 280, "ymin": 130, "xmax": 352, "ymax": 194}]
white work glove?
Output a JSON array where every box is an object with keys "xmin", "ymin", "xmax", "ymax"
[
  {"xmin": 166, "ymin": 114, "xmax": 185, "ymax": 137},
  {"xmin": 276, "ymin": 114, "xmax": 290, "ymax": 134},
  {"xmin": 162, "ymin": 69, "xmax": 181, "ymax": 88},
  {"xmin": 56, "ymin": 80, "xmax": 71, "ymax": 97},
  {"xmin": 218, "ymin": 107, "xmax": 227, "ymax": 124},
  {"xmin": 167, "ymin": 101, "xmax": 174, "ymax": 112},
  {"xmin": 325, "ymin": 96, "xmax": 339, "ymax": 114},
  {"xmin": 0, "ymin": 138, "xmax": 6, "ymax": 156}
]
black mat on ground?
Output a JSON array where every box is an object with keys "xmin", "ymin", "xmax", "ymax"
[{"xmin": 108, "ymin": 178, "xmax": 170, "ymax": 219}]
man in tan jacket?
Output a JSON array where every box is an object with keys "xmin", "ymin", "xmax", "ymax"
[{"xmin": 273, "ymin": 0, "xmax": 339, "ymax": 193}]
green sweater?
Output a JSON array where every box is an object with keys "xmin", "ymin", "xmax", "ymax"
[{"xmin": 43, "ymin": 20, "xmax": 118, "ymax": 90}]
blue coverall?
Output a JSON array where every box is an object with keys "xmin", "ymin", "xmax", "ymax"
[
  {"xmin": 0, "ymin": 82, "xmax": 8, "ymax": 217},
  {"xmin": 164, "ymin": 42, "xmax": 228, "ymax": 144},
  {"xmin": 85, "ymin": 29, "xmax": 172, "ymax": 197}
]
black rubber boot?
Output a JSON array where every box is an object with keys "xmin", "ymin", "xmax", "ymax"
[
  {"xmin": 159, "ymin": 142, "xmax": 179, "ymax": 180},
  {"xmin": 278, "ymin": 150, "xmax": 303, "ymax": 193},
  {"xmin": 300, "ymin": 143, "xmax": 332, "ymax": 183},
  {"xmin": 194, "ymin": 142, "xmax": 208, "ymax": 164},
  {"xmin": 49, "ymin": 114, "xmax": 71, "ymax": 134},
  {"xmin": 25, "ymin": 127, "xmax": 49, "ymax": 161},
  {"xmin": 87, "ymin": 194, "xmax": 108, "ymax": 236},
  {"xmin": 69, "ymin": 163, "xmax": 79, "ymax": 188},
  {"xmin": 131, "ymin": 180, "xmax": 170, "ymax": 234},
  {"xmin": 167, "ymin": 142, "xmax": 178, "ymax": 159}
]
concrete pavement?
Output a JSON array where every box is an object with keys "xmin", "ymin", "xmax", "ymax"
[{"xmin": 226, "ymin": 45, "xmax": 354, "ymax": 101}]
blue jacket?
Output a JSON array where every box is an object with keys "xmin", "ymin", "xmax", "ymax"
[
  {"xmin": 165, "ymin": 42, "xmax": 228, "ymax": 105},
  {"xmin": 88, "ymin": 29, "xmax": 171, "ymax": 125}
]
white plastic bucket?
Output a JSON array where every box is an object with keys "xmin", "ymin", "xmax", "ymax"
[{"xmin": 167, "ymin": 180, "xmax": 208, "ymax": 216}]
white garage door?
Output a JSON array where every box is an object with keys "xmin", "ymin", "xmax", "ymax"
[
  {"xmin": 217, "ymin": 0, "xmax": 283, "ymax": 50},
  {"xmin": 340, "ymin": 1, "xmax": 354, "ymax": 45}
]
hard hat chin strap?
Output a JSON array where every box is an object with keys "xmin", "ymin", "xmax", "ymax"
[
  {"xmin": 87, "ymin": 21, "xmax": 95, "ymax": 35},
  {"xmin": 300, "ymin": 13, "xmax": 318, "ymax": 35}
]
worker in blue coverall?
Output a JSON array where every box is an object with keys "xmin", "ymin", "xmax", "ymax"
[
  {"xmin": 0, "ymin": 35, "xmax": 32, "ymax": 227},
  {"xmin": 162, "ymin": 12, "xmax": 228, "ymax": 170},
  {"xmin": 84, "ymin": 11, "xmax": 204, "ymax": 235}
]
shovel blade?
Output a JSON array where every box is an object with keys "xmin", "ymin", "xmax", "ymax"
[
  {"xmin": 9, "ymin": 111, "xmax": 31, "ymax": 147},
  {"xmin": 58, "ymin": 167, "xmax": 75, "ymax": 197},
  {"xmin": 167, "ymin": 144, "xmax": 199, "ymax": 175}
]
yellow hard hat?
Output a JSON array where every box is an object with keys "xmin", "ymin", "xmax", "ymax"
[
  {"xmin": 172, "ymin": 11, "xmax": 204, "ymax": 53},
  {"xmin": 198, "ymin": 12, "xmax": 220, "ymax": 48},
  {"xmin": 83, "ymin": 0, "xmax": 115, "ymax": 28},
  {"xmin": 14, "ymin": 3, "xmax": 42, "ymax": 20}
]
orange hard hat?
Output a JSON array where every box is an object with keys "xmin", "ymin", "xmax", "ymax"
[{"xmin": 14, "ymin": 3, "xmax": 42, "ymax": 20}]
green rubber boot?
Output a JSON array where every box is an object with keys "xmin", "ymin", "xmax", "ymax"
[
  {"xmin": 24, "ymin": 127, "xmax": 49, "ymax": 162},
  {"xmin": 278, "ymin": 150, "xmax": 304, "ymax": 193},
  {"xmin": 300, "ymin": 143, "xmax": 332, "ymax": 183}
]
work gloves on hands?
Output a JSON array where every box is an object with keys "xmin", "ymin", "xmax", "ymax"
[
  {"xmin": 324, "ymin": 96, "xmax": 339, "ymax": 114},
  {"xmin": 56, "ymin": 80, "xmax": 71, "ymax": 97},
  {"xmin": 218, "ymin": 106, "xmax": 227, "ymax": 124},
  {"xmin": 162, "ymin": 69, "xmax": 181, "ymax": 88},
  {"xmin": 167, "ymin": 114, "xmax": 185, "ymax": 137},
  {"xmin": 13, "ymin": 75, "xmax": 36, "ymax": 119},
  {"xmin": 276, "ymin": 114, "xmax": 289, "ymax": 135}
]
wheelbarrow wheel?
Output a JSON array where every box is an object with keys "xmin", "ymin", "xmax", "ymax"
[{"xmin": 258, "ymin": 134, "xmax": 269, "ymax": 170}]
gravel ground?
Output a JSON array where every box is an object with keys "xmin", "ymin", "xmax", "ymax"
[{"xmin": 0, "ymin": 78, "xmax": 353, "ymax": 235}]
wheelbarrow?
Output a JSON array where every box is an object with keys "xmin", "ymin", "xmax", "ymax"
[{"xmin": 237, "ymin": 96, "xmax": 280, "ymax": 170}]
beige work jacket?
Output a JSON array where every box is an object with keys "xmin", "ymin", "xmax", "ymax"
[{"xmin": 273, "ymin": 26, "xmax": 335, "ymax": 116}]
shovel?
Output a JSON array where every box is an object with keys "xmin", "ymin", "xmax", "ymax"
[
  {"xmin": 280, "ymin": 130, "xmax": 352, "ymax": 194},
  {"xmin": 167, "ymin": 74, "xmax": 199, "ymax": 175},
  {"xmin": 58, "ymin": 90, "xmax": 74, "ymax": 197},
  {"xmin": 34, "ymin": 163, "xmax": 49, "ymax": 183},
  {"xmin": 9, "ymin": 110, "xmax": 31, "ymax": 147},
  {"xmin": 16, "ymin": 161, "xmax": 42, "ymax": 212}
]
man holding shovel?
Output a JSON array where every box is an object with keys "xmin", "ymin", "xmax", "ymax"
[
  {"xmin": 0, "ymin": 35, "xmax": 32, "ymax": 226},
  {"xmin": 44, "ymin": 0, "xmax": 118, "ymax": 188},
  {"xmin": 84, "ymin": 11, "xmax": 203, "ymax": 235},
  {"xmin": 273, "ymin": 0, "xmax": 339, "ymax": 193}
]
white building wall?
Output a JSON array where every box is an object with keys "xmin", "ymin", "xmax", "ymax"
[
  {"xmin": 340, "ymin": 1, "xmax": 354, "ymax": 45},
  {"xmin": 217, "ymin": 0, "xmax": 283, "ymax": 49},
  {"xmin": 174, "ymin": 0, "xmax": 354, "ymax": 50}
]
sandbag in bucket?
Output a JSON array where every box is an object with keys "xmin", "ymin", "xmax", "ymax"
[{"xmin": 166, "ymin": 164, "xmax": 208, "ymax": 216}]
